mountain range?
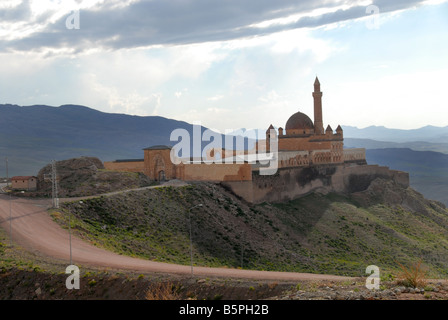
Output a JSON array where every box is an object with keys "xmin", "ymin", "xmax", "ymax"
[
  {"xmin": 0, "ymin": 104, "xmax": 446, "ymax": 204},
  {"xmin": 343, "ymin": 126, "xmax": 448, "ymax": 205},
  {"xmin": 342, "ymin": 125, "xmax": 448, "ymax": 144},
  {"xmin": 0, "ymin": 104, "xmax": 213, "ymax": 177}
]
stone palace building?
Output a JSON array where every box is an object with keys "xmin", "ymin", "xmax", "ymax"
[{"xmin": 105, "ymin": 77, "xmax": 408, "ymax": 203}]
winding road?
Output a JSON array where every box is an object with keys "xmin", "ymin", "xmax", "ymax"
[{"xmin": 0, "ymin": 194, "xmax": 352, "ymax": 281}]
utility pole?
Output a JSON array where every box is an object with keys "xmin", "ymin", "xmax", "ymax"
[
  {"xmin": 49, "ymin": 160, "xmax": 71, "ymax": 263},
  {"xmin": 5, "ymin": 157, "xmax": 8, "ymax": 187},
  {"xmin": 6, "ymin": 157, "xmax": 12, "ymax": 247},
  {"xmin": 188, "ymin": 203, "xmax": 203, "ymax": 276},
  {"xmin": 51, "ymin": 160, "xmax": 59, "ymax": 208},
  {"xmin": 69, "ymin": 208, "xmax": 72, "ymax": 265}
]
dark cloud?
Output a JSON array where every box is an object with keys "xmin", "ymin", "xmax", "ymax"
[
  {"xmin": 0, "ymin": 0, "xmax": 430, "ymax": 53},
  {"xmin": 0, "ymin": 0, "xmax": 31, "ymax": 21}
]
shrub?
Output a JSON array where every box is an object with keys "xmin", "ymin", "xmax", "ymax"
[
  {"xmin": 145, "ymin": 282, "xmax": 181, "ymax": 300},
  {"xmin": 424, "ymin": 285, "xmax": 434, "ymax": 292},
  {"xmin": 268, "ymin": 282, "xmax": 278, "ymax": 289},
  {"xmin": 395, "ymin": 260, "xmax": 428, "ymax": 288}
]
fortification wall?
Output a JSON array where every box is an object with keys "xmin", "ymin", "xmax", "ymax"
[
  {"xmin": 104, "ymin": 160, "xmax": 145, "ymax": 173},
  {"xmin": 183, "ymin": 163, "xmax": 252, "ymax": 182},
  {"xmin": 222, "ymin": 164, "xmax": 409, "ymax": 204}
]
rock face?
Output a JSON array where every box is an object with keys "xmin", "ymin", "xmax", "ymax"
[
  {"xmin": 37, "ymin": 157, "xmax": 104, "ymax": 193},
  {"xmin": 36, "ymin": 157, "xmax": 152, "ymax": 197},
  {"xmin": 351, "ymin": 178, "xmax": 446, "ymax": 212}
]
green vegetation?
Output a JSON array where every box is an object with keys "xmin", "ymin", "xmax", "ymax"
[
  {"xmin": 0, "ymin": 227, "xmax": 57, "ymax": 273},
  {"xmin": 52, "ymin": 180, "xmax": 448, "ymax": 278}
]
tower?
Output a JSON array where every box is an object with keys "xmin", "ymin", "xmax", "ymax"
[{"xmin": 312, "ymin": 76, "xmax": 324, "ymax": 135}]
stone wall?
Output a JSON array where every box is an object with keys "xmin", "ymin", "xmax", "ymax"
[
  {"xmin": 104, "ymin": 160, "xmax": 145, "ymax": 173},
  {"xmin": 182, "ymin": 162, "xmax": 252, "ymax": 182},
  {"xmin": 343, "ymin": 148, "xmax": 366, "ymax": 164},
  {"xmin": 222, "ymin": 163, "xmax": 409, "ymax": 204}
]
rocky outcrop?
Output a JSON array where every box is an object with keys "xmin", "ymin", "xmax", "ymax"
[{"xmin": 36, "ymin": 157, "xmax": 152, "ymax": 197}]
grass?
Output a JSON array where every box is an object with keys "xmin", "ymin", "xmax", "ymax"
[
  {"xmin": 145, "ymin": 282, "xmax": 182, "ymax": 300},
  {"xmin": 50, "ymin": 181, "xmax": 448, "ymax": 278},
  {"xmin": 395, "ymin": 260, "xmax": 428, "ymax": 288}
]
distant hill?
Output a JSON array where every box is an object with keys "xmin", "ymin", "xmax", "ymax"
[
  {"xmin": 0, "ymin": 104, "xmax": 193, "ymax": 176},
  {"xmin": 342, "ymin": 125, "xmax": 448, "ymax": 205},
  {"xmin": 0, "ymin": 104, "xmax": 251, "ymax": 177},
  {"xmin": 345, "ymin": 138, "xmax": 448, "ymax": 154},
  {"xmin": 342, "ymin": 125, "xmax": 448, "ymax": 143},
  {"xmin": 365, "ymin": 148, "xmax": 448, "ymax": 205}
]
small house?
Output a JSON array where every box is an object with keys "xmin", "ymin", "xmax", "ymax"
[{"xmin": 11, "ymin": 176, "xmax": 38, "ymax": 191}]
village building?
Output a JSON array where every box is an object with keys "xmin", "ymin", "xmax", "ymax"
[{"xmin": 11, "ymin": 176, "xmax": 38, "ymax": 191}]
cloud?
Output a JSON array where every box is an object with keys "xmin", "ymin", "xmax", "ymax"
[
  {"xmin": 0, "ymin": 0, "xmax": 434, "ymax": 53},
  {"xmin": 151, "ymin": 93, "xmax": 162, "ymax": 116},
  {"xmin": 207, "ymin": 95, "xmax": 224, "ymax": 102}
]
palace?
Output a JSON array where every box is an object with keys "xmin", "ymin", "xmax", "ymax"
[
  {"xmin": 259, "ymin": 76, "xmax": 350, "ymax": 167},
  {"xmin": 105, "ymin": 77, "xmax": 408, "ymax": 203}
]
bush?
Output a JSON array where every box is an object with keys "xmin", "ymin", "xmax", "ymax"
[
  {"xmin": 395, "ymin": 260, "xmax": 428, "ymax": 288},
  {"xmin": 145, "ymin": 282, "xmax": 181, "ymax": 300}
]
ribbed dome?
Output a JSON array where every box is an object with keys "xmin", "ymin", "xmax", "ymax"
[{"xmin": 285, "ymin": 111, "xmax": 314, "ymax": 131}]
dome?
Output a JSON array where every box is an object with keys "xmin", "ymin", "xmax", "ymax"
[{"xmin": 285, "ymin": 111, "xmax": 314, "ymax": 131}]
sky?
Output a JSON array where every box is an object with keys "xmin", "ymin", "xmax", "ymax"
[{"xmin": 0, "ymin": 0, "xmax": 447, "ymax": 133}]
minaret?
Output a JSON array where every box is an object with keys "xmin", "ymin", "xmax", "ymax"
[{"xmin": 312, "ymin": 76, "xmax": 324, "ymax": 135}]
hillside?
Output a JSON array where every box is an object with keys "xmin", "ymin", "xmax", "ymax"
[{"xmin": 54, "ymin": 179, "xmax": 448, "ymax": 278}]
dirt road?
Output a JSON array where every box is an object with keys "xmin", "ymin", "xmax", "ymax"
[{"xmin": 0, "ymin": 195, "xmax": 351, "ymax": 281}]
